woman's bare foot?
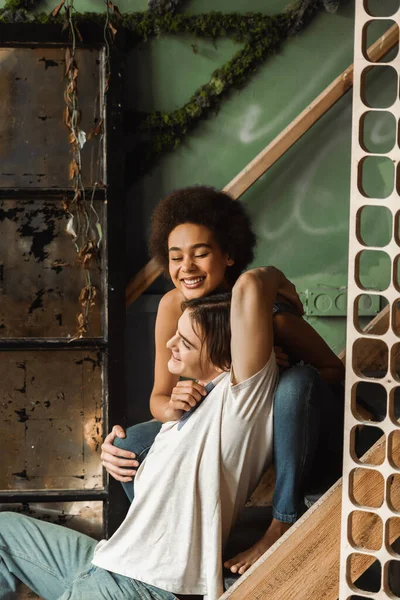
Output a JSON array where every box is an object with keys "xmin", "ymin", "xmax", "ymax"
[{"xmin": 224, "ymin": 518, "xmax": 292, "ymax": 575}]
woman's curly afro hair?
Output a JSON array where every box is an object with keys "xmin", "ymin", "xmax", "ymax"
[{"xmin": 149, "ymin": 186, "xmax": 256, "ymax": 285}]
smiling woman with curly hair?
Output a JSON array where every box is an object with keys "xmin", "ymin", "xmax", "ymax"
[{"xmin": 149, "ymin": 186, "xmax": 256, "ymax": 285}]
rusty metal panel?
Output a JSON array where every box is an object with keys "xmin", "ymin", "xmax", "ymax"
[
  {"xmin": 0, "ymin": 199, "xmax": 103, "ymax": 337},
  {"xmin": 0, "ymin": 350, "xmax": 104, "ymax": 491},
  {"xmin": 0, "ymin": 47, "xmax": 103, "ymax": 188}
]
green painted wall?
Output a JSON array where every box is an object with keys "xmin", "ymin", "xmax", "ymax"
[{"xmin": 3, "ymin": 0, "xmax": 397, "ymax": 355}]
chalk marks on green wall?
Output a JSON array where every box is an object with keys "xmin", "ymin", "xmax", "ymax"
[
  {"xmin": 238, "ymin": 45, "xmax": 349, "ymax": 145},
  {"xmin": 249, "ymin": 103, "xmax": 393, "ymax": 286}
]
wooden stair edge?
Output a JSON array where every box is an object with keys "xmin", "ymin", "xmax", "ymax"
[
  {"xmin": 220, "ymin": 435, "xmax": 391, "ymax": 600},
  {"xmin": 338, "ymin": 303, "xmax": 390, "ymax": 364},
  {"xmin": 221, "ymin": 477, "xmax": 343, "ymax": 599}
]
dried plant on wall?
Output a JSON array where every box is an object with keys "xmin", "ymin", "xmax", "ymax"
[{"xmin": 56, "ymin": 0, "xmax": 110, "ymax": 338}]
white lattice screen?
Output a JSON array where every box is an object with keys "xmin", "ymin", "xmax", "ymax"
[{"xmin": 339, "ymin": 2, "xmax": 400, "ymax": 598}]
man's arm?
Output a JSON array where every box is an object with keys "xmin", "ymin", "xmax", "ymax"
[{"xmin": 230, "ymin": 267, "xmax": 300, "ymax": 385}]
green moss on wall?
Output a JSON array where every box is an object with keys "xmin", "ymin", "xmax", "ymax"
[{"xmin": 0, "ymin": 0, "xmax": 342, "ymax": 173}]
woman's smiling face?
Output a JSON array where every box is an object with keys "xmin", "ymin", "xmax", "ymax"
[{"xmin": 168, "ymin": 223, "xmax": 233, "ymax": 299}]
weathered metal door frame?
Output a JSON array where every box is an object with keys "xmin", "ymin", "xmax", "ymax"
[{"xmin": 0, "ymin": 22, "xmax": 126, "ymax": 537}]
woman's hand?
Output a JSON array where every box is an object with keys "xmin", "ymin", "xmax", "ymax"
[
  {"xmin": 276, "ymin": 270, "xmax": 304, "ymax": 316},
  {"xmin": 164, "ymin": 380, "xmax": 207, "ymax": 421},
  {"xmin": 100, "ymin": 425, "xmax": 139, "ymax": 483},
  {"xmin": 274, "ymin": 346, "xmax": 290, "ymax": 370}
]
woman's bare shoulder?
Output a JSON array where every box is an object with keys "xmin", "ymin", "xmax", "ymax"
[
  {"xmin": 155, "ymin": 289, "xmax": 184, "ymax": 342},
  {"xmin": 158, "ymin": 288, "xmax": 185, "ymax": 317}
]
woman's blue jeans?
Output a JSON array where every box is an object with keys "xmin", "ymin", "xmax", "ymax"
[
  {"xmin": 114, "ymin": 365, "xmax": 344, "ymax": 524},
  {"xmin": 272, "ymin": 366, "xmax": 343, "ymax": 522},
  {"xmin": 0, "ymin": 512, "xmax": 176, "ymax": 600}
]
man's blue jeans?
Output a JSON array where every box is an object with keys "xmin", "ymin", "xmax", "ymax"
[
  {"xmin": 115, "ymin": 365, "xmax": 344, "ymax": 524},
  {"xmin": 0, "ymin": 512, "xmax": 176, "ymax": 600}
]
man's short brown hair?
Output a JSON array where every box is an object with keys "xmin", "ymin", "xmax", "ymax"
[{"xmin": 182, "ymin": 293, "xmax": 232, "ymax": 372}]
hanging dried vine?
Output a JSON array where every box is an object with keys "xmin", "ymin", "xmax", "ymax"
[{"xmin": 57, "ymin": 0, "xmax": 107, "ymax": 338}]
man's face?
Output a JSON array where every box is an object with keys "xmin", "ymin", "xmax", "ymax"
[{"xmin": 166, "ymin": 309, "xmax": 217, "ymax": 382}]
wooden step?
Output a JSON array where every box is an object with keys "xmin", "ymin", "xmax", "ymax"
[{"xmin": 221, "ymin": 430, "xmax": 399, "ymax": 599}]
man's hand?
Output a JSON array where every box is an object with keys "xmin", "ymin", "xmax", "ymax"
[
  {"xmin": 100, "ymin": 425, "xmax": 139, "ymax": 483},
  {"xmin": 164, "ymin": 380, "xmax": 207, "ymax": 421}
]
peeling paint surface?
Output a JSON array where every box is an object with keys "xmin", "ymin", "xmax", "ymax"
[
  {"xmin": 0, "ymin": 199, "xmax": 103, "ymax": 337},
  {"xmin": 0, "ymin": 47, "xmax": 103, "ymax": 188},
  {"xmin": 0, "ymin": 351, "xmax": 104, "ymax": 491}
]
